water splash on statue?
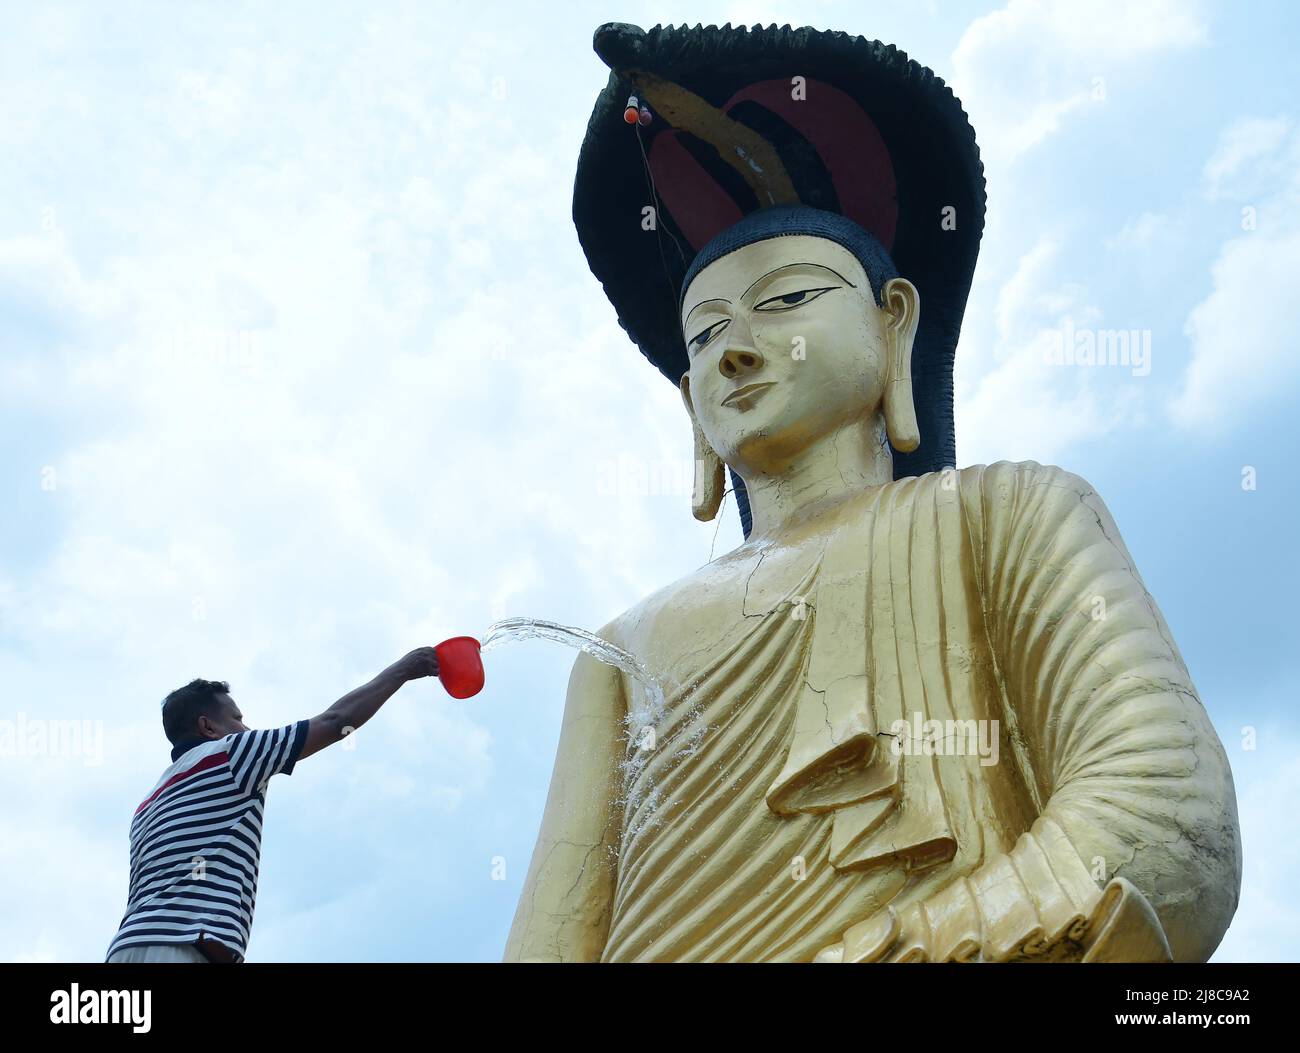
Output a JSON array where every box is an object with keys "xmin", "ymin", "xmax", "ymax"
[
  {"xmin": 481, "ymin": 617, "xmax": 678, "ymax": 839},
  {"xmin": 482, "ymin": 617, "xmax": 664, "ymax": 718}
]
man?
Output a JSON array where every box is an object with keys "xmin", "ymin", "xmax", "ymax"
[{"xmin": 106, "ymin": 647, "xmax": 439, "ymax": 963}]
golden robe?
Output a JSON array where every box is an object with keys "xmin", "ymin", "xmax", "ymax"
[{"xmin": 506, "ymin": 462, "xmax": 1242, "ymax": 963}]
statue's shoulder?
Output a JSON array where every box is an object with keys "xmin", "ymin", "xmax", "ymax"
[
  {"xmin": 597, "ymin": 590, "xmax": 662, "ymax": 654},
  {"xmin": 599, "ymin": 534, "xmax": 770, "ymax": 655},
  {"xmin": 597, "ymin": 555, "xmax": 726, "ymax": 653},
  {"xmin": 952, "ymin": 459, "xmax": 1101, "ymax": 510},
  {"xmin": 863, "ymin": 462, "xmax": 1101, "ymax": 527},
  {"xmin": 955, "ymin": 458, "xmax": 1094, "ymax": 490},
  {"xmin": 946, "ymin": 461, "xmax": 1127, "ymax": 573}
]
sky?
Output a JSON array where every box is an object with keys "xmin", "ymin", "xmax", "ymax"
[{"xmin": 1, "ymin": 0, "xmax": 1297, "ymax": 962}]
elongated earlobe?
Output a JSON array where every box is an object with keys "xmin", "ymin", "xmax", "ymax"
[
  {"xmin": 881, "ymin": 277, "xmax": 921, "ymax": 453},
  {"xmin": 680, "ymin": 376, "xmax": 725, "ymax": 521}
]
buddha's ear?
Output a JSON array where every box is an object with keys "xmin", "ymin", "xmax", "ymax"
[
  {"xmin": 880, "ymin": 277, "xmax": 921, "ymax": 453},
  {"xmin": 680, "ymin": 374, "xmax": 725, "ymax": 522}
]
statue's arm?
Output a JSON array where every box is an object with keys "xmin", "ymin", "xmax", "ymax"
[
  {"xmin": 827, "ymin": 463, "xmax": 1242, "ymax": 963},
  {"xmin": 951, "ymin": 463, "xmax": 1241, "ymax": 961},
  {"xmin": 502, "ymin": 645, "xmax": 625, "ymax": 962}
]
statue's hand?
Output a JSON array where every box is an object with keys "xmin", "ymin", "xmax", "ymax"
[
  {"xmin": 1079, "ymin": 877, "xmax": 1173, "ymax": 962},
  {"xmin": 814, "ymin": 876, "xmax": 981, "ymax": 963},
  {"xmin": 814, "ymin": 876, "xmax": 1173, "ymax": 963},
  {"xmin": 812, "ymin": 902, "xmax": 928, "ymax": 963}
]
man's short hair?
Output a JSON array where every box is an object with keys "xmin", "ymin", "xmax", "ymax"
[{"xmin": 161, "ymin": 679, "xmax": 230, "ymax": 745}]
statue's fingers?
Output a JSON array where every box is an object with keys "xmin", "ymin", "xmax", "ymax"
[
  {"xmin": 840, "ymin": 908, "xmax": 899, "ymax": 963},
  {"xmin": 1016, "ymin": 929, "xmax": 1053, "ymax": 958},
  {"xmin": 887, "ymin": 903, "xmax": 932, "ymax": 963},
  {"xmin": 1012, "ymin": 830, "xmax": 1088, "ymax": 946},
  {"xmin": 927, "ymin": 879, "xmax": 982, "ymax": 962},
  {"xmin": 890, "ymin": 943, "xmax": 930, "ymax": 963},
  {"xmin": 971, "ymin": 855, "xmax": 1044, "ymax": 962},
  {"xmin": 813, "ymin": 941, "xmax": 845, "ymax": 963}
]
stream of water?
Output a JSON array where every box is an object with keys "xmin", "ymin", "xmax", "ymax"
[
  {"xmin": 481, "ymin": 616, "xmax": 683, "ymax": 840},
  {"xmin": 481, "ymin": 617, "xmax": 666, "ymax": 723}
]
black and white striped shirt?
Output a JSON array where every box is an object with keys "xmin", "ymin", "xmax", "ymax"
[{"xmin": 106, "ymin": 721, "xmax": 309, "ymax": 961}]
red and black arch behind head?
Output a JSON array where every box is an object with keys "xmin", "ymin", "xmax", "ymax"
[
  {"xmin": 573, "ymin": 22, "xmax": 987, "ymax": 490},
  {"xmin": 648, "ymin": 76, "xmax": 899, "ymax": 256}
]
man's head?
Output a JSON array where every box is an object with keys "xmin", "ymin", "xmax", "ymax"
[
  {"xmin": 678, "ymin": 206, "xmax": 921, "ymax": 519},
  {"xmin": 161, "ymin": 679, "xmax": 247, "ymax": 745}
]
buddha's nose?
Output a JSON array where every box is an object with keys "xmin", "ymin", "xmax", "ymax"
[{"xmin": 718, "ymin": 329, "xmax": 765, "ymax": 379}]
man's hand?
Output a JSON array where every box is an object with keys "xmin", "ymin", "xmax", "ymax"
[
  {"xmin": 389, "ymin": 646, "xmax": 440, "ymax": 682},
  {"xmin": 299, "ymin": 646, "xmax": 441, "ymax": 761}
]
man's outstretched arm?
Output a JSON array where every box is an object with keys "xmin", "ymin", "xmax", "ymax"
[{"xmin": 298, "ymin": 647, "xmax": 440, "ymax": 761}]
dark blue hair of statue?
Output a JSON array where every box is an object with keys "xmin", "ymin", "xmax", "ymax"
[
  {"xmin": 680, "ymin": 205, "xmax": 901, "ymax": 535},
  {"xmin": 681, "ymin": 205, "xmax": 899, "ymax": 311}
]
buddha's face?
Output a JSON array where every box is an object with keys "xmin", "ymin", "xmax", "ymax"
[{"xmin": 679, "ymin": 235, "xmax": 891, "ymax": 475}]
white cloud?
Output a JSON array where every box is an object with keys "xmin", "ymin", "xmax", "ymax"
[
  {"xmin": 0, "ymin": 4, "xmax": 727, "ymax": 962},
  {"xmin": 948, "ymin": 0, "xmax": 1211, "ymax": 469},
  {"xmin": 951, "ymin": 0, "xmax": 1206, "ymax": 168},
  {"xmin": 1105, "ymin": 211, "xmax": 1167, "ymax": 250},
  {"xmin": 1202, "ymin": 115, "xmax": 1293, "ymax": 201},
  {"xmin": 1172, "ymin": 229, "xmax": 1300, "ymax": 431},
  {"xmin": 958, "ymin": 239, "xmax": 1135, "ymax": 465},
  {"xmin": 1172, "ymin": 118, "xmax": 1300, "ymax": 430}
]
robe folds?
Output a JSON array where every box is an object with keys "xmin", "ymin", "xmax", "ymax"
[{"xmin": 508, "ymin": 462, "xmax": 1242, "ymax": 963}]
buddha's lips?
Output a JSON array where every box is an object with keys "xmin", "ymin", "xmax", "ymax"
[{"xmin": 722, "ymin": 382, "xmax": 775, "ymax": 407}]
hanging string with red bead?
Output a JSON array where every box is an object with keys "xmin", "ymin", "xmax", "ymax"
[
  {"xmin": 623, "ymin": 94, "xmax": 653, "ymax": 127},
  {"xmin": 624, "ymin": 92, "xmax": 690, "ymax": 300}
]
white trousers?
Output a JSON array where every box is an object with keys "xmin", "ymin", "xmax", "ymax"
[{"xmin": 107, "ymin": 943, "xmax": 209, "ymax": 963}]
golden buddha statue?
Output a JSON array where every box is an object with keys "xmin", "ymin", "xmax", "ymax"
[{"xmin": 505, "ymin": 23, "xmax": 1241, "ymax": 963}]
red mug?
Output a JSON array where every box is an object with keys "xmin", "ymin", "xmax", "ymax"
[{"xmin": 433, "ymin": 636, "xmax": 484, "ymax": 699}]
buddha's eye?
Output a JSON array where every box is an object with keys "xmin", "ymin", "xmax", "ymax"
[
  {"xmin": 687, "ymin": 318, "xmax": 730, "ymax": 354},
  {"xmin": 754, "ymin": 287, "xmax": 836, "ymax": 312}
]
